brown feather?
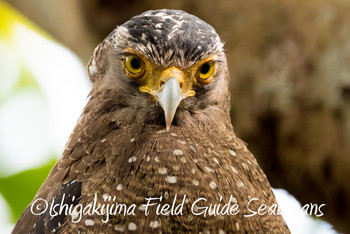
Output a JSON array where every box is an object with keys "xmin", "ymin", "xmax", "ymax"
[{"xmin": 12, "ymin": 9, "xmax": 289, "ymax": 234}]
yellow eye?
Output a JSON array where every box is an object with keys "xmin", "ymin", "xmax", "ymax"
[
  {"xmin": 197, "ymin": 61, "xmax": 215, "ymax": 84},
  {"xmin": 124, "ymin": 54, "xmax": 144, "ymax": 78}
]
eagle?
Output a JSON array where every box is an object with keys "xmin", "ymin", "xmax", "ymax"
[{"xmin": 13, "ymin": 9, "xmax": 290, "ymax": 233}]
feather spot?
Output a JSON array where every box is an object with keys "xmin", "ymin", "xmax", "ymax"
[
  {"xmin": 235, "ymin": 222, "xmax": 240, "ymax": 231},
  {"xmin": 155, "ymin": 23, "xmax": 163, "ymax": 29},
  {"xmin": 148, "ymin": 190, "xmax": 155, "ymax": 196},
  {"xmin": 213, "ymin": 158, "xmax": 219, "ymax": 164},
  {"xmin": 85, "ymin": 219, "xmax": 94, "ymax": 226},
  {"xmin": 190, "ymin": 146, "xmax": 196, "ymax": 152},
  {"xmin": 180, "ymin": 157, "xmax": 187, "ymax": 163},
  {"xmin": 171, "ymin": 133, "xmax": 177, "ymax": 137},
  {"xmin": 173, "ymin": 149, "xmax": 183, "ymax": 156},
  {"xmin": 191, "ymin": 169, "xmax": 196, "ymax": 174},
  {"xmin": 128, "ymin": 222, "xmax": 137, "ymax": 231},
  {"xmin": 205, "ymin": 166, "xmax": 214, "ymax": 173},
  {"xmin": 192, "ymin": 179, "xmax": 199, "ymax": 186},
  {"xmin": 237, "ymin": 180, "xmax": 244, "ymax": 188},
  {"xmin": 128, "ymin": 156, "xmax": 137, "ymax": 163},
  {"xmin": 115, "ymin": 224, "xmax": 126, "ymax": 232},
  {"xmin": 178, "ymin": 140, "xmax": 187, "ymax": 145},
  {"xmin": 229, "ymin": 149, "xmax": 237, "ymax": 156},
  {"xmin": 231, "ymin": 166, "xmax": 238, "ymax": 174},
  {"xmin": 71, "ymin": 209, "xmax": 79, "ymax": 220},
  {"xmin": 91, "ymin": 58, "xmax": 96, "ymax": 66},
  {"xmin": 231, "ymin": 196, "xmax": 238, "ymax": 203},
  {"xmin": 158, "ymin": 167, "xmax": 167, "ymax": 174},
  {"xmin": 155, "ymin": 156, "xmax": 160, "ymax": 163},
  {"xmin": 188, "ymin": 214, "xmax": 193, "ymax": 221},
  {"xmin": 130, "ymin": 138, "xmax": 135, "ymax": 142},
  {"xmin": 88, "ymin": 65, "xmax": 97, "ymax": 75},
  {"xmin": 173, "ymin": 165, "xmax": 180, "ymax": 171},
  {"xmin": 219, "ymin": 229, "xmax": 226, "ymax": 234},
  {"xmin": 103, "ymin": 193, "xmax": 109, "ymax": 201},
  {"xmin": 117, "ymin": 184, "xmax": 123, "ymax": 191},
  {"xmin": 141, "ymin": 33, "xmax": 147, "ymax": 41},
  {"xmin": 146, "ymin": 156, "xmax": 150, "ymax": 161},
  {"xmin": 242, "ymin": 163, "xmax": 249, "ymax": 171},
  {"xmin": 164, "ymin": 191, "xmax": 169, "ymax": 199},
  {"xmin": 150, "ymin": 220, "xmax": 159, "ymax": 228},
  {"xmin": 101, "ymin": 138, "xmax": 106, "ymax": 143},
  {"xmin": 203, "ymin": 228, "xmax": 210, "ymax": 234},
  {"xmin": 209, "ymin": 181, "xmax": 217, "ymax": 189},
  {"xmin": 167, "ymin": 176, "xmax": 177, "ymax": 183}
]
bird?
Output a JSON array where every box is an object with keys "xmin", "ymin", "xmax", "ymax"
[{"xmin": 13, "ymin": 9, "xmax": 290, "ymax": 233}]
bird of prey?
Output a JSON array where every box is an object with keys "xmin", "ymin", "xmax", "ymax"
[{"xmin": 13, "ymin": 9, "xmax": 290, "ymax": 233}]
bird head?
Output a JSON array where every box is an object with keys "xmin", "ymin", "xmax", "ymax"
[{"xmin": 87, "ymin": 9, "xmax": 230, "ymax": 131}]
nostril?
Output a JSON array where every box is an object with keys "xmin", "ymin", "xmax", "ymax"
[
  {"xmin": 160, "ymin": 80, "xmax": 165, "ymax": 87},
  {"xmin": 179, "ymin": 82, "xmax": 184, "ymax": 89}
]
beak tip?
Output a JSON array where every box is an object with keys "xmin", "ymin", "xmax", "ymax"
[
  {"xmin": 157, "ymin": 77, "xmax": 183, "ymax": 132},
  {"xmin": 165, "ymin": 118, "xmax": 172, "ymax": 131}
]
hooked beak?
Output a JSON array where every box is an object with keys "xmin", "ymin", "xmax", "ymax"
[
  {"xmin": 156, "ymin": 77, "xmax": 183, "ymax": 131},
  {"xmin": 140, "ymin": 66, "xmax": 196, "ymax": 131}
]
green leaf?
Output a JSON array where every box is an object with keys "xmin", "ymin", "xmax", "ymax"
[
  {"xmin": 15, "ymin": 65, "xmax": 40, "ymax": 91},
  {"xmin": 0, "ymin": 159, "xmax": 56, "ymax": 223}
]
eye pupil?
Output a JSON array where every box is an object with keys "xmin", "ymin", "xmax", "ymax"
[
  {"xmin": 197, "ymin": 60, "xmax": 215, "ymax": 83},
  {"xmin": 131, "ymin": 57, "xmax": 140, "ymax": 69},
  {"xmin": 200, "ymin": 63, "xmax": 210, "ymax": 74},
  {"xmin": 124, "ymin": 54, "xmax": 144, "ymax": 78}
]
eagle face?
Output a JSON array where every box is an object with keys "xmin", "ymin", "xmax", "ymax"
[
  {"xmin": 88, "ymin": 9, "xmax": 230, "ymax": 131},
  {"xmin": 13, "ymin": 9, "xmax": 290, "ymax": 234}
]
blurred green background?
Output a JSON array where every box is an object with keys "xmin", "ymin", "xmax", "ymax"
[
  {"xmin": 0, "ymin": 0, "xmax": 55, "ymax": 222},
  {"xmin": 0, "ymin": 1, "xmax": 91, "ymax": 232}
]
